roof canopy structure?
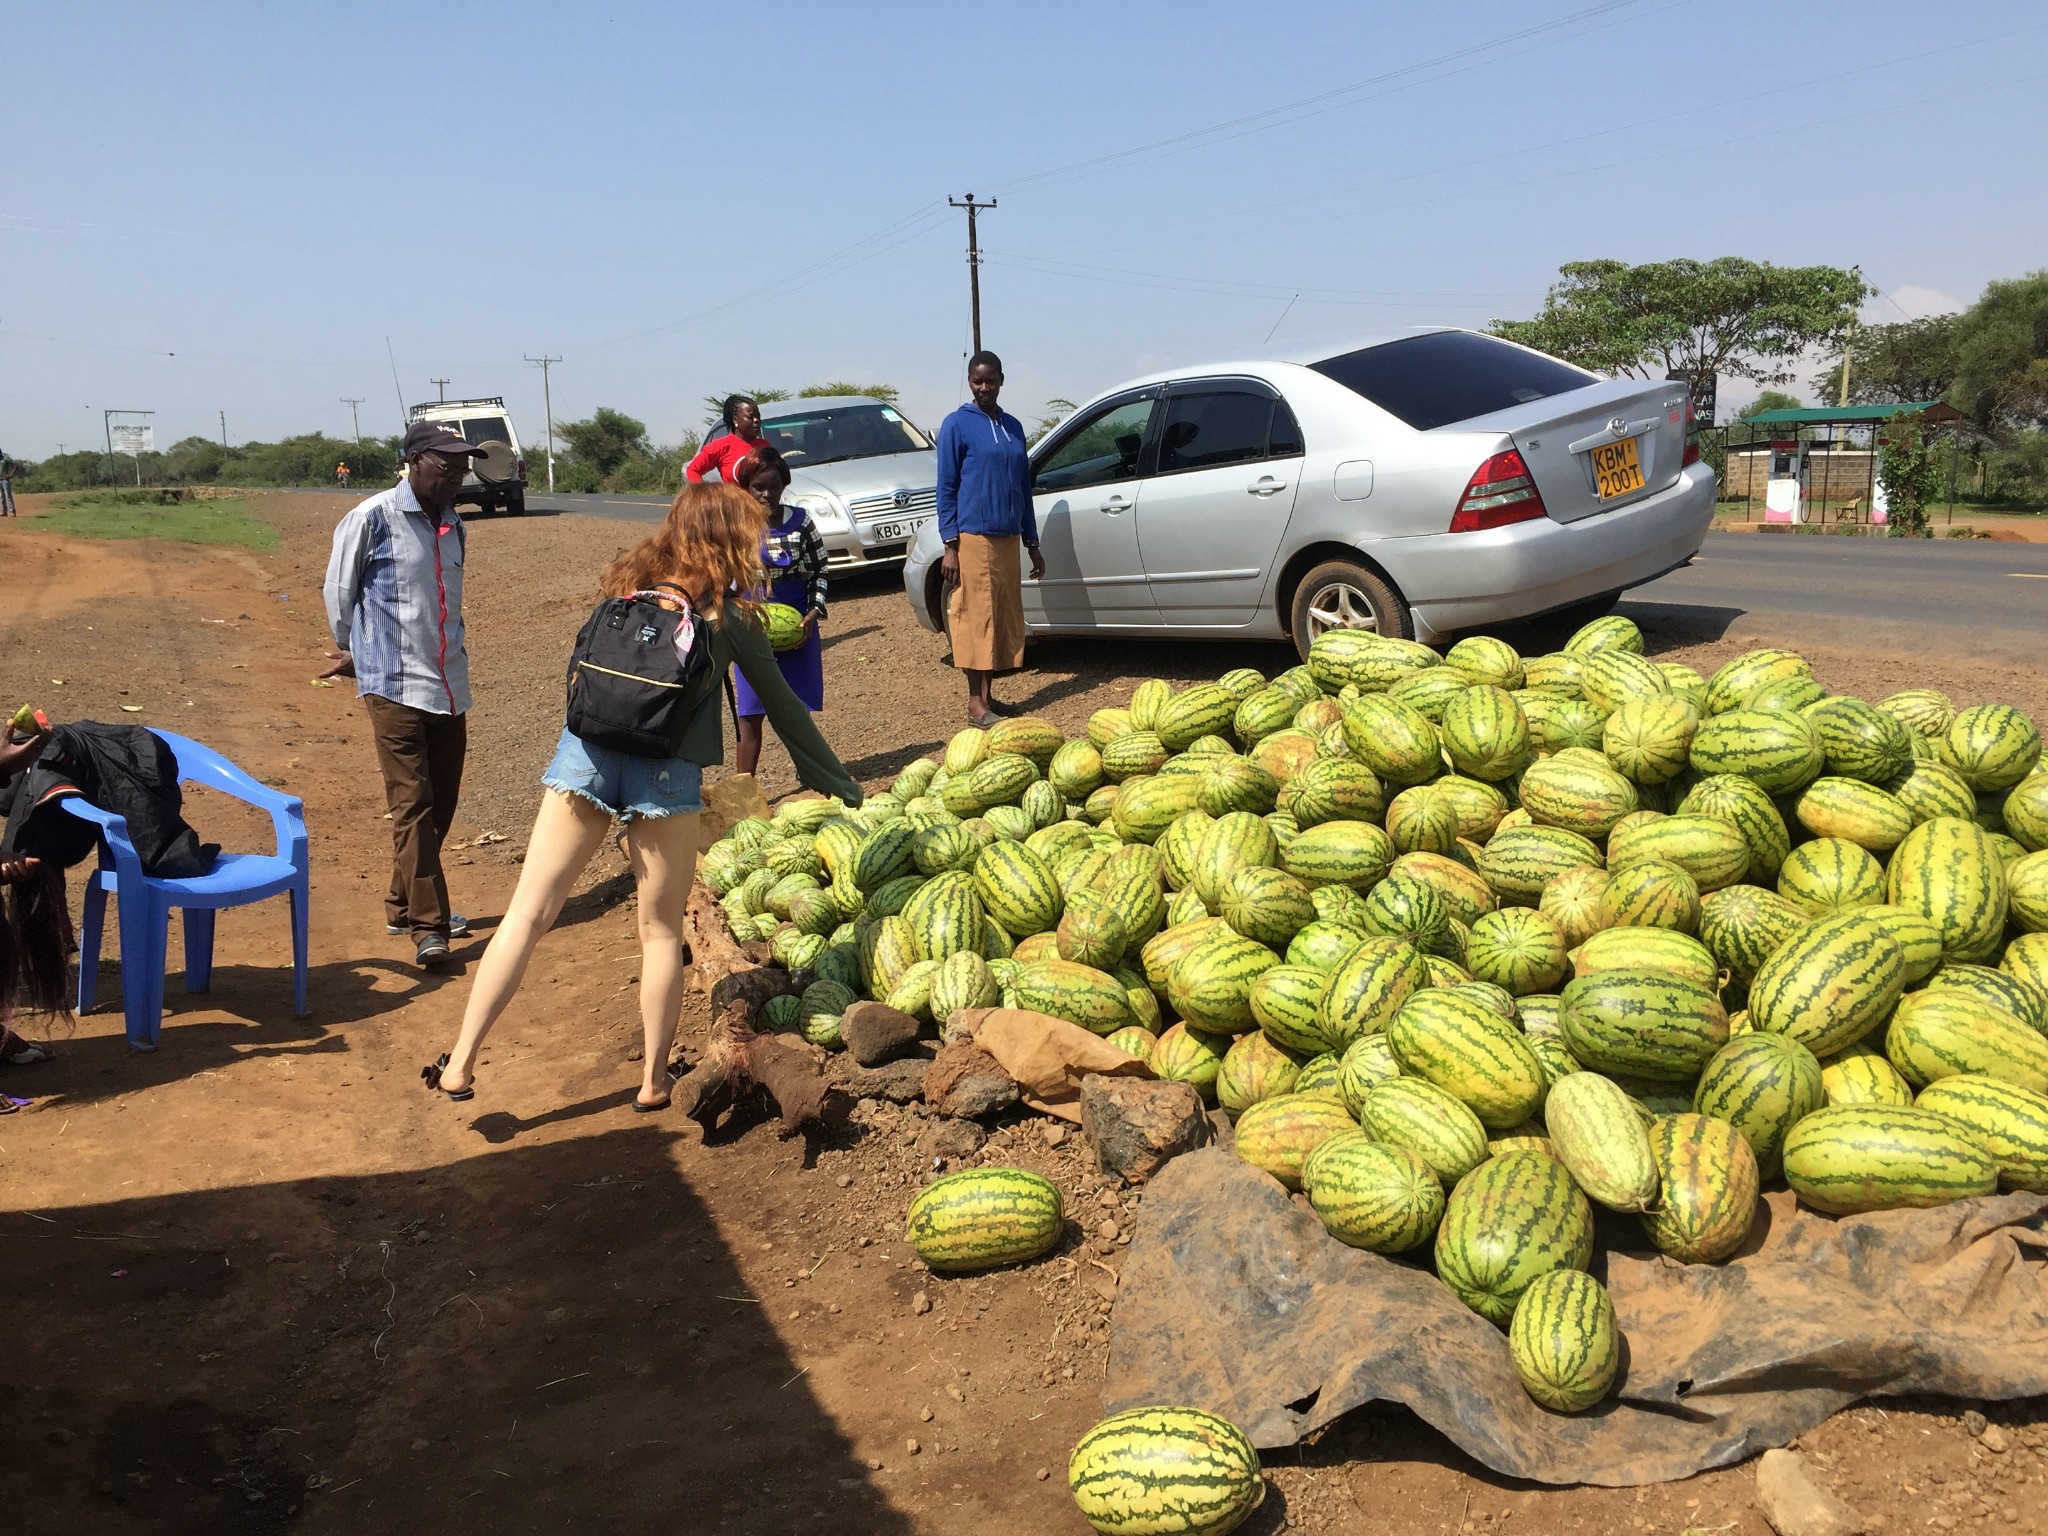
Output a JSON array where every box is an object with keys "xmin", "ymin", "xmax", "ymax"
[{"xmin": 1737, "ymin": 401, "xmax": 1968, "ymax": 427}]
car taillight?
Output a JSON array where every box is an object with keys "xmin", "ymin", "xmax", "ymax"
[
  {"xmin": 517, "ymin": 456, "xmax": 528, "ymax": 483},
  {"xmin": 1449, "ymin": 448, "xmax": 1546, "ymax": 532},
  {"xmin": 1681, "ymin": 394, "xmax": 1700, "ymax": 467}
]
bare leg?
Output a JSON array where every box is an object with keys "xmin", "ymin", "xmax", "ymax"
[
  {"xmin": 434, "ymin": 789, "xmax": 609, "ymax": 1093},
  {"xmin": 622, "ymin": 809, "xmax": 701, "ymax": 1106},
  {"xmin": 964, "ymin": 667, "xmax": 994, "ymax": 717},
  {"xmin": 734, "ymin": 715, "xmax": 765, "ymax": 776}
]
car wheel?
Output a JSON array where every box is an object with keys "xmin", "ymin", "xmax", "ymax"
[
  {"xmin": 1290, "ymin": 559, "xmax": 1410, "ymax": 659},
  {"xmin": 505, "ymin": 491, "xmax": 526, "ymax": 517},
  {"xmin": 927, "ymin": 567, "xmax": 952, "ymax": 639}
]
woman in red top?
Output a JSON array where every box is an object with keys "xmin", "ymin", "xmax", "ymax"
[{"xmin": 686, "ymin": 395, "xmax": 768, "ymax": 483}]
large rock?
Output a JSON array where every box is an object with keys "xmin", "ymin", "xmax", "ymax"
[
  {"xmin": 924, "ymin": 1043, "xmax": 1020, "ymax": 1120},
  {"xmin": 839, "ymin": 1001, "xmax": 922, "ymax": 1067},
  {"xmin": 915, "ymin": 1118, "xmax": 988, "ymax": 1162},
  {"xmin": 1080, "ymin": 1074, "xmax": 1211, "ymax": 1184},
  {"xmin": 1756, "ymin": 1449, "xmax": 1866, "ymax": 1536},
  {"xmin": 837, "ymin": 1057, "xmax": 929, "ymax": 1104}
]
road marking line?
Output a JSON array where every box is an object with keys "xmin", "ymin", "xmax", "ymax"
[{"xmin": 2012, "ymin": 573, "xmax": 2048, "ymax": 579}]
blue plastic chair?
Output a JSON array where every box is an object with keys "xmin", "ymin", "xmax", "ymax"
[{"xmin": 62, "ymin": 729, "xmax": 310, "ymax": 1050}]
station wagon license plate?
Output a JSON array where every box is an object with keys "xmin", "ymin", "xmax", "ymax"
[
  {"xmin": 870, "ymin": 517, "xmax": 926, "ymax": 543},
  {"xmin": 1590, "ymin": 436, "xmax": 1645, "ymax": 499}
]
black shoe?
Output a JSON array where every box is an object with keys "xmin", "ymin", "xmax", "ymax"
[
  {"xmin": 415, "ymin": 933, "xmax": 452, "ymax": 968},
  {"xmin": 390, "ymin": 914, "xmax": 469, "ymax": 939},
  {"xmin": 422, "ymin": 1052, "xmax": 473, "ymax": 1101}
]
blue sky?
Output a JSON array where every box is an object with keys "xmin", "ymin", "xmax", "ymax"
[{"xmin": 4, "ymin": 0, "xmax": 2045, "ymax": 459}]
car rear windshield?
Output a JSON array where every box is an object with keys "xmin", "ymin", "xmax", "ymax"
[
  {"xmin": 1310, "ymin": 331, "xmax": 1595, "ymax": 431},
  {"xmin": 738, "ymin": 404, "xmax": 931, "ymax": 468},
  {"xmin": 459, "ymin": 418, "xmax": 512, "ymax": 446}
]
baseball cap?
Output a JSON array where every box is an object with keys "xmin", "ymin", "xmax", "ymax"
[{"xmin": 403, "ymin": 421, "xmax": 486, "ymax": 459}]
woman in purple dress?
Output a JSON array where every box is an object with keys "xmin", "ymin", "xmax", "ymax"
[{"xmin": 731, "ymin": 446, "xmax": 827, "ymax": 776}]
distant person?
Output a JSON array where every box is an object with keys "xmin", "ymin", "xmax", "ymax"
[
  {"xmin": 0, "ymin": 452, "xmax": 18, "ymax": 516},
  {"xmin": 321, "ymin": 421, "xmax": 487, "ymax": 968},
  {"xmin": 420, "ymin": 481, "xmax": 861, "ymax": 1111},
  {"xmin": 729, "ymin": 446, "xmax": 827, "ymax": 777},
  {"xmin": 936, "ymin": 350, "xmax": 1043, "ymax": 725},
  {"xmin": 336, "ymin": 461, "xmax": 350, "ymax": 489},
  {"xmin": 686, "ymin": 395, "xmax": 768, "ymax": 483}
]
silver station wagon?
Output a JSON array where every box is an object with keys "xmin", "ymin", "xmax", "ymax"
[{"xmin": 903, "ymin": 329, "xmax": 1715, "ymax": 654}]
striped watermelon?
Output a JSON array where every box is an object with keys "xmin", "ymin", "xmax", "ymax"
[
  {"xmin": 1198, "ymin": 756, "xmax": 1280, "ymax": 818},
  {"xmin": 1218, "ymin": 666, "xmax": 1268, "ymax": 700},
  {"xmin": 1523, "ymin": 695, "xmax": 1610, "ymax": 754},
  {"xmin": 1339, "ymin": 694, "xmax": 1442, "ymax": 784},
  {"xmin": 905, "ymin": 872, "xmax": 986, "ymax": 962},
  {"xmin": 1113, "ymin": 775, "xmax": 1207, "ymax": 845},
  {"xmin": 1598, "ymin": 858, "xmax": 1700, "ymax": 933},
  {"xmin": 1318, "ymin": 936, "xmax": 1429, "ymax": 1046},
  {"xmin": 1249, "ymin": 965, "xmax": 1340, "ymax": 1055},
  {"xmin": 1393, "ymin": 667, "xmax": 1484, "ymax": 723},
  {"xmin": 1539, "ymin": 865, "xmax": 1612, "ymax": 948},
  {"xmin": 911, "ymin": 821, "xmax": 983, "ymax": 876},
  {"xmin": 1508, "ymin": 1269, "xmax": 1620, "ymax": 1413},
  {"xmin": 1578, "ymin": 648, "xmax": 1668, "ymax": 715},
  {"xmin": 1748, "ymin": 908, "xmax": 1907, "ymax": 1057},
  {"xmin": 1819, "ymin": 1041, "xmax": 1914, "ymax": 1107},
  {"xmin": 1641, "ymin": 1113, "xmax": 1760, "ymax": 1263},
  {"xmin": 1781, "ymin": 1104, "xmax": 1997, "ymax": 1214},
  {"xmin": 1393, "ymin": 851, "xmax": 1497, "ymax": 926},
  {"xmin": 1103, "ymin": 1024, "xmax": 1158, "ymax": 1060},
  {"xmin": 2009, "ymin": 933, "xmax": 2048, "ymax": 992},
  {"xmin": 1434, "ymin": 1151, "xmax": 1595, "ymax": 1326},
  {"xmin": 1696, "ymin": 884, "xmax": 1808, "ymax": 981},
  {"xmin": 1287, "ymin": 758, "xmax": 1387, "ymax": 827},
  {"xmin": 973, "ymin": 840, "xmax": 1064, "ymax": 937},
  {"xmin": 1049, "ymin": 740, "xmax": 1106, "ymax": 799},
  {"xmin": 1190, "ymin": 812, "xmax": 1280, "ymax": 911},
  {"xmin": 1068, "ymin": 1406, "xmax": 1263, "ymax": 1536},
  {"xmin": 1690, "ymin": 708, "xmax": 1825, "ymax": 794},
  {"xmin": 1057, "ymin": 890, "xmax": 1131, "ymax": 971},
  {"xmin": 1885, "ymin": 816, "xmax": 2009, "ymax": 962},
  {"xmin": 1777, "ymin": 836, "xmax": 1886, "ymax": 913},
  {"xmin": 1678, "ymin": 774, "xmax": 1792, "ymax": 883},
  {"xmin": 1543, "ymin": 1071, "xmax": 1659, "ymax": 1211},
  {"xmin": 967, "ymin": 752, "xmax": 1041, "ymax": 809},
  {"xmin": 1216, "ymin": 1032, "xmax": 1304, "ymax": 1116},
  {"xmin": 1102, "ymin": 731, "xmax": 1169, "ymax": 783},
  {"xmin": 1281, "ymin": 820, "xmax": 1397, "ymax": 891},
  {"xmin": 1748, "ymin": 673, "xmax": 1828, "ymax": 715},
  {"xmin": 1794, "ymin": 777, "xmax": 1914, "ymax": 852},
  {"xmin": 1360, "ymin": 872, "xmax": 1450, "ymax": 949},
  {"xmin": 1704, "ymin": 647, "xmax": 1812, "ymax": 717},
  {"xmin": 2004, "ymin": 774, "xmax": 2048, "ymax": 851},
  {"xmin": 1303, "ymin": 1136, "xmax": 1447, "ymax": 1252},
  {"xmin": 1885, "ymin": 989, "xmax": 2048, "ymax": 1094},
  {"xmin": 1445, "ymin": 634, "xmax": 1525, "ymax": 689},
  {"xmin": 1249, "ymin": 729, "xmax": 1320, "ymax": 783},
  {"xmin": 1140, "ymin": 916, "xmax": 1227, "ymax": 992},
  {"xmin": 1477, "ymin": 825, "xmax": 1603, "ymax": 906},
  {"xmin": 1220, "ymin": 865, "xmax": 1318, "ymax": 949},
  {"xmin": 1385, "ymin": 989, "xmax": 1546, "ymax": 1129},
  {"xmin": 1432, "ymin": 775, "xmax": 1510, "ymax": 842},
  {"xmin": 1940, "ymin": 703, "xmax": 2042, "ymax": 791},
  {"xmin": 1565, "ymin": 613, "xmax": 1643, "ymax": 658},
  {"xmin": 1014, "ymin": 959, "xmax": 1134, "ymax": 1034},
  {"xmin": 1384, "ymin": 786, "xmax": 1461, "ymax": 855},
  {"xmin": 1519, "ymin": 755, "xmax": 1639, "ymax": 837},
  {"xmin": 1603, "ymin": 694, "xmax": 1699, "ymax": 785},
  {"xmin": 1359, "ymin": 1076, "xmax": 1490, "ymax": 1186},
  {"xmin": 906, "ymin": 1167, "xmax": 1064, "ymax": 1272},
  {"xmin": 1439, "ymin": 685, "xmax": 1531, "ymax": 781},
  {"xmin": 1807, "ymin": 696, "xmax": 1914, "ymax": 784},
  {"xmin": 1293, "ymin": 1051, "xmax": 1345, "ymax": 1100},
  {"xmin": 1337, "ymin": 1032, "xmax": 1405, "ymax": 1113},
  {"xmin": 1914, "ymin": 1075, "xmax": 2048, "ymax": 1192},
  {"xmin": 1571, "ymin": 927, "xmax": 1719, "ymax": 990},
  {"xmin": 1694, "ymin": 1033, "xmax": 1825, "ymax": 1177},
  {"xmin": 1234, "ymin": 685, "xmax": 1300, "ymax": 746},
  {"xmin": 1606, "ymin": 813, "xmax": 1750, "ymax": 892},
  {"xmin": 1284, "ymin": 920, "xmax": 1369, "ymax": 972},
  {"xmin": 1922, "ymin": 963, "xmax": 2048, "ymax": 1035},
  {"xmin": 1232, "ymin": 1093, "xmax": 1360, "ymax": 1190},
  {"xmin": 1150, "ymin": 1022, "xmax": 1231, "ymax": 1102},
  {"xmin": 1154, "ymin": 683, "xmax": 1240, "ymax": 752},
  {"xmin": 1879, "ymin": 687, "xmax": 1956, "ymax": 738},
  {"xmin": 1559, "ymin": 968, "xmax": 1729, "ymax": 1083},
  {"xmin": 1882, "ymin": 758, "xmax": 1978, "ymax": 825},
  {"xmin": 929, "ymin": 951, "xmax": 1002, "ymax": 1020},
  {"xmin": 1168, "ymin": 930, "xmax": 1281, "ymax": 1035},
  {"xmin": 2015, "ymin": 850, "xmax": 2048, "ymax": 933},
  {"xmin": 1465, "ymin": 907, "xmax": 1570, "ymax": 996},
  {"xmin": 1522, "ymin": 652, "xmax": 1581, "ymax": 694}
]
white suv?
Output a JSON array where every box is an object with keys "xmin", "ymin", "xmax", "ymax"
[{"xmin": 406, "ymin": 397, "xmax": 529, "ymax": 516}]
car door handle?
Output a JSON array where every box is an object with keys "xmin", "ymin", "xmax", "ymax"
[
  {"xmin": 1100, "ymin": 495, "xmax": 1131, "ymax": 515},
  {"xmin": 1248, "ymin": 476, "xmax": 1289, "ymax": 496}
]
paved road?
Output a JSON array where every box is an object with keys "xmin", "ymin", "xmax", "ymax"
[{"xmin": 521, "ymin": 492, "xmax": 2046, "ymax": 657}]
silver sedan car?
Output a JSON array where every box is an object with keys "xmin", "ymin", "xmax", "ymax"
[{"xmin": 903, "ymin": 329, "xmax": 1715, "ymax": 654}]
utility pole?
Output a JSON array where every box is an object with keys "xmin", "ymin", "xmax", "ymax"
[
  {"xmin": 431, "ymin": 377, "xmax": 450, "ymax": 403},
  {"xmin": 340, "ymin": 397, "xmax": 365, "ymax": 445},
  {"xmin": 948, "ymin": 194, "xmax": 996, "ymax": 355},
  {"xmin": 219, "ymin": 410, "xmax": 228, "ymax": 448},
  {"xmin": 525, "ymin": 354, "xmax": 560, "ymax": 491},
  {"xmin": 1838, "ymin": 265, "xmax": 1861, "ymax": 410}
]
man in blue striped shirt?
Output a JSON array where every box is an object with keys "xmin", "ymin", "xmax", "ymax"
[{"xmin": 322, "ymin": 422, "xmax": 485, "ymax": 967}]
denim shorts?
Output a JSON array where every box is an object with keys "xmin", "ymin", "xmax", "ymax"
[{"xmin": 542, "ymin": 728, "xmax": 704, "ymax": 822}]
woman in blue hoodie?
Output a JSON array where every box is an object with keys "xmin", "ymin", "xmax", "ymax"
[{"xmin": 935, "ymin": 350, "xmax": 1045, "ymax": 725}]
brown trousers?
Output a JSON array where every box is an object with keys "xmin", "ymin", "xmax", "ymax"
[
  {"xmin": 363, "ymin": 695, "xmax": 466, "ymax": 937},
  {"xmin": 947, "ymin": 532, "xmax": 1026, "ymax": 672}
]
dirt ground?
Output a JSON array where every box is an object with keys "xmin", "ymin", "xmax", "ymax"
[{"xmin": 3, "ymin": 489, "xmax": 2046, "ymax": 1536}]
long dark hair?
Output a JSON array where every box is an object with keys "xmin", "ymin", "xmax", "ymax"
[
  {"xmin": 721, "ymin": 394, "xmax": 757, "ymax": 434},
  {"xmin": 0, "ymin": 866, "xmax": 73, "ymax": 1024}
]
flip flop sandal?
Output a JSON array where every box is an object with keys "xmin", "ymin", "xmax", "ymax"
[
  {"xmin": 631, "ymin": 1095, "xmax": 672, "ymax": 1115},
  {"xmin": 421, "ymin": 1053, "xmax": 474, "ymax": 1102},
  {"xmin": 966, "ymin": 709, "xmax": 1000, "ymax": 728}
]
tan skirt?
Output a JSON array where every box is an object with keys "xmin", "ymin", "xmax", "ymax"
[{"xmin": 947, "ymin": 533, "xmax": 1026, "ymax": 672}]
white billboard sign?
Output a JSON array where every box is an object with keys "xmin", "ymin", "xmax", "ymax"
[{"xmin": 111, "ymin": 423, "xmax": 154, "ymax": 456}]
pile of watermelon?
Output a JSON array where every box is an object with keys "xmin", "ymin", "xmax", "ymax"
[{"xmin": 698, "ymin": 615, "xmax": 2048, "ymax": 1425}]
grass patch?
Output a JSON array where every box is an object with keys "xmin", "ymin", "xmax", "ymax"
[{"xmin": 28, "ymin": 492, "xmax": 277, "ymax": 551}]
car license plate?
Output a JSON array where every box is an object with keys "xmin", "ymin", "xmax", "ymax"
[
  {"xmin": 1590, "ymin": 436, "xmax": 1645, "ymax": 499},
  {"xmin": 871, "ymin": 517, "xmax": 925, "ymax": 543}
]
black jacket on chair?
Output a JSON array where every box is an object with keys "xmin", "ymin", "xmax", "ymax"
[{"xmin": 0, "ymin": 723, "xmax": 218, "ymax": 877}]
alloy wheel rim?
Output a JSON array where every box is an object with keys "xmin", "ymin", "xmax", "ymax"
[{"xmin": 1305, "ymin": 582, "xmax": 1380, "ymax": 637}]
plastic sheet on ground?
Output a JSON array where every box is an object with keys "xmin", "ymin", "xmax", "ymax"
[{"xmin": 1104, "ymin": 1147, "xmax": 2048, "ymax": 1486}]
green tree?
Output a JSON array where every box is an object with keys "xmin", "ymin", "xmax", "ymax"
[
  {"xmin": 1031, "ymin": 398, "xmax": 1077, "ymax": 443},
  {"xmin": 1492, "ymin": 257, "xmax": 1867, "ymax": 393},
  {"xmin": 1736, "ymin": 390, "xmax": 1805, "ymax": 420},
  {"xmin": 1950, "ymin": 270, "xmax": 2048, "ymax": 434},
  {"xmin": 556, "ymin": 407, "xmax": 651, "ymax": 480},
  {"xmin": 1877, "ymin": 411, "xmax": 1940, "ymax": 538},
  {"xmin": 1813, "ymin": 313, "xmax": 1959, "ymax": 406},
  {"xmin": 797, "ymin": 381, "xmax": 899, "ymax": 404}
]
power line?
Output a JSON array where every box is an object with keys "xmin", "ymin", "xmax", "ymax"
[
  {"xmin": 948, "ymin": 195, "xmax": 996, "ymax": 355},
  {"xmin": 340, "ymin": 397, "xmax": 365, "ymax": 445},
  {"xmin": 431, "ymin": 377, "xmax": 449, "ymax": 403},
  {"xmin": 525, "ymin": 355, "xmax": 561, "ymax": 492}
]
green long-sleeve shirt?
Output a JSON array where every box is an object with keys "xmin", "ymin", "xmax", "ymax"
[{"xmin": 682, "ymin": 611, "xmax": 863, "ymax": 806}]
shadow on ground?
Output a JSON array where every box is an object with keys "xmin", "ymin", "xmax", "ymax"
[{"xmin": 0, "ymin": 1128, "xmax": 914, "ymax": 1536}]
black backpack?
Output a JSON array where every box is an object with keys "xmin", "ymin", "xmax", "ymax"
[{"xmin": 564, "ymin": 586, "xmax": 719, "ymax": 758}]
